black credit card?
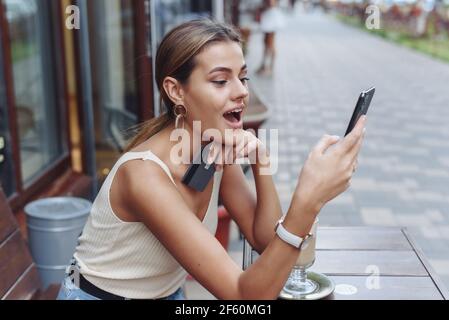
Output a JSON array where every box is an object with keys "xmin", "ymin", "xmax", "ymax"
[{"xmin": 181, "ymin": 143, "xmax": 216, "ymax": 192}]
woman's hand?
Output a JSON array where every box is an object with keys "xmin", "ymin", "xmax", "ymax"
[
  {"xmin": 207, "ymin": 129, "xmax": 269, "ymax": 171},
  {"xmin": 293, "ymin": 116, "xmax": 367, "ymax": 215}
]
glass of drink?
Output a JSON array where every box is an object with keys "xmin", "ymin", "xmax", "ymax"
[{"xmin": 282, "ymin": 218, "xmax": 319, "ymax": 297}]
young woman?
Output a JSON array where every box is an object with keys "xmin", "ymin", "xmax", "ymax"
[{"xmin": 57, "ymin": 19, "xmax": 365, "ymax": 300}]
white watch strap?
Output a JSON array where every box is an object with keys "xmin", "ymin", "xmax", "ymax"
[{"xmin": 276, "ymin": 220, "xmax": 303, "ymax": 248}]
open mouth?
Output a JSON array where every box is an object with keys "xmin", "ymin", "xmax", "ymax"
[{"xmin": 223, "ymin": 108, "xmax": 243, "ymax": 124}]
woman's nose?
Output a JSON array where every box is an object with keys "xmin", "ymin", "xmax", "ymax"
[{"xmin": 232, "ymin": 79, "xmax": 249, "ymax": 101}]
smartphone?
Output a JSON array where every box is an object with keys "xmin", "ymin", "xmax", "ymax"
[{"xmin": 344, "ymin": 87, "xmax": 375, "ymax": 136}]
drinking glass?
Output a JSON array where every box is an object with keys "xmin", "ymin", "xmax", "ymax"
[{"xmin": 282, "ymin": 218, "xmax": 319, "ymax": 297}]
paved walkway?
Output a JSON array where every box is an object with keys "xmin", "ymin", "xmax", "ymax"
[{"xmin": 245, "ymin": 8, "xmax": 449, "ymax": 289}]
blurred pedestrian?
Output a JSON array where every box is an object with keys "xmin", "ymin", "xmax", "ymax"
[
  {"xmin": 256, "ymin": 0, "xmax": 285, "ymax": 76},
  {"xmin": 289, "ymin": 0, "xmax": 297, "ymax": 10}
]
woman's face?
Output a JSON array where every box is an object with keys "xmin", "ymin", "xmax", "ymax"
[{"xmin": 182, "ymin": 40, "xmax": 249, "ymax": 144}]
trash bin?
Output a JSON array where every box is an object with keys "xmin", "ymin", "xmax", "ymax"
[{"xmin": 24, "ymin": 197, "xmax": 91, "ymax": 289}]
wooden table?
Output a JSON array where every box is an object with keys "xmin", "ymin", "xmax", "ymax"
[{"xmin": 243, "ymin": 227, "xmax": 449, "ymax": 300}]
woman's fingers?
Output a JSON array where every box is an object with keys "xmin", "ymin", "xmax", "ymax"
[
  {"xmin": 235, "ymin": 139, "xmax": 260, "ymax": 164},
  {"xmin": 340, "ymin": 116, "xmax": 366, "ymax": 153},
  {"xmin": 208, "ymin": 130, "xmax": 265, "ymax": 167},
  {"xmin": 227, "ymin": 130, "xmax": 259, "ymax": 163},
  {"xmin": 314, "ymin": 134, "xmax": 341, "ymax": 155},
  {"xmin": 347, "ymin": 128, "xmax": 365, "ymax": 163},
  {"xmin": 212, "ymin": 143, "xmax": 236, "ymax": 166}
]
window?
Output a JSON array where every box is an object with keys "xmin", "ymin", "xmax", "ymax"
[
  {"xmin": 86, "ymin": 0, "xmax": 140, "ymax": 184},
  {"xmin": 0, "ymin": 51, "xmax": 16, "ymax": 197},
  {"xmin": 153, "ymin": 0, "xmax": 213, "ymax": 46},
  {"xmin": 4, "ymin": 0, "xmax": 67, "ymax": 186},
  {"xmin": 150, "ymin": 0, "xmax": 213, "ymax": 115}
]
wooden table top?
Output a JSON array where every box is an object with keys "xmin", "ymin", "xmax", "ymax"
[{"xmin": 245, "ymin": 226, "xmax": 449, "ymax": 300}]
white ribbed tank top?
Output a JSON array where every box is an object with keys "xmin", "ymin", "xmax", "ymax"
[{"xmin": 73, "ymin": 150, "xmax": 223, "ymax": 299}]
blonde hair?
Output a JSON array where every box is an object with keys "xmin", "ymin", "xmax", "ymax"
[{"xmin": 124, "ymin": 19, "xmax": 242, "ymax": 152}]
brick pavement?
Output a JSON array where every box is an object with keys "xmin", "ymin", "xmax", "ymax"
[{"xmin": 244, "ymin": 7, "xmax": 449, "ymax": 290}]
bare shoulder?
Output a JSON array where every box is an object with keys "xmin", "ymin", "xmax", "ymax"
[
  {"xmin": 113, "ymin": 157, "xmax": 244, "ymax": 299},
  {"xmin": 120, "ymin": 157, "xmax": 162, "ymax": 180},
  {"xmin": 118, "ymin": 158, "xmax": 178, "ymax": 199},
  {"xmin": 108, "ymin": 157, "xmax": 179, "ymax": 222}
]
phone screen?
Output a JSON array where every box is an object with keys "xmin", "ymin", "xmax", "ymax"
[{"xmin": 344, "ymin": 87, "xmax": 375, "ymax": 136}]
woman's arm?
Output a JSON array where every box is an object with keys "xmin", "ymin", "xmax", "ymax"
[
  {"xmin": 120, "ymin": 159, "xmax": 317, "ymax": 300},
  {"xmin": 219, "ymin": 157, "xmax": 282, "ymax": 254},
  {"xmin": 251, "ymin": 158, "xmax": 283, "ymax": 251},
  {"xmin": 121, "ymin": 117, "xmax": 366, "ymax": 299},
  {"xmin": 218, "ymin": 130, "xmax": 282, "ymax": 253}
]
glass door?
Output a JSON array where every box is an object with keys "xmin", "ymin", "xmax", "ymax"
[{"xmin": 86, "ymin": 0, "xmax": 140, "ymax": 185}]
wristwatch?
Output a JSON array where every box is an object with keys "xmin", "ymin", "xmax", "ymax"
[{"xmin": 274, "ymin": 217, "xmax": 313, "ymax": 250}]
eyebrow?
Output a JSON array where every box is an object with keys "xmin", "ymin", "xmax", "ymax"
[{"xmin": 208, "ymin": 64, "xmax": 247, "ymax": 74}]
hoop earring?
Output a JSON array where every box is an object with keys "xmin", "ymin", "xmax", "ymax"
[{"xmin": 173, "ymin": 104, "xmax": 187, "ymax": 130}]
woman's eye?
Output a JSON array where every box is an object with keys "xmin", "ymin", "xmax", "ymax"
[
  {"xmin": 240, "ymin": 77, "xmax": 250, "ymax": 84},
  {"xmin": 212, "ymin": 80, "xmax": 228, "ymax": 86},
  {"xmin": 212, "ymin": 78, "xmax": 250, "ymax": 86}
]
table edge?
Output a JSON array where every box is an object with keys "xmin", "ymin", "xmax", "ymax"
[
  {"xmin": 402, "ymin": 227, "xmax": 449, "ymax": 300},
  {"xmin": 244, "ymin": 226, "xmax": 449, "ymax": 300}
]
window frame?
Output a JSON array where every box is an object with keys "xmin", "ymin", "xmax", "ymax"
[
  {"xmin": 0, "ymin": 0, "xmax": 155, "ymax": 213},
  {"xmin": 0, "ymin": 0, "xmax": 73, "ymax": 211}
]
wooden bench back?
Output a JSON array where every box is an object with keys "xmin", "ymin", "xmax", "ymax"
[{"xmin": 0, "ymin": 185, "xmax": 43, "ymax": 299}]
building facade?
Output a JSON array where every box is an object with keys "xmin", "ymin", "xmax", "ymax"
[{"xmin": 0, "ymin": 0, "xmax": 228, "ymax": 232}]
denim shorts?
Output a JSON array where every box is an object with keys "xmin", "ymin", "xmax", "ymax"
[
  {"xmin": 56, "ymin": 277, "xmax": 185, "ymax": 300},
  {"xmin": 57, "ymin": 259, "xmax": 185, "ymax": 300},
  {"xmin": 56, "ymin": 276, "xmax": 186, "ymax": 300}
]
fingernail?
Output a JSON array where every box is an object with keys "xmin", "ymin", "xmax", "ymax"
[
  {"xmin": 363, "ymin": 128, "xmax": 366, "ymax": 134},
  {"xmin": 331, "ymin": 135, "xmax": 340, "ymax": 140}
]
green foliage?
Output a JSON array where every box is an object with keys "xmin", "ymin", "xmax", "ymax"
[{"xmin": 335, "ymin": 13, "xmax": 449, "ymax": 64}]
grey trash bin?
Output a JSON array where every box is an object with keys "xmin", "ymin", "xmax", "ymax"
[{"xmin": 24, "ymin": 197, "xmax": 91, "ymax": 289}]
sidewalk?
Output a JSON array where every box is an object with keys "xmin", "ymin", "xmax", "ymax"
[
  {"xmin": 186, "ymin": 7, "xmax": 449, "ymax": 298},
  {"xmin": 245, "ymin": 8, "xmax": 449, "ymax": 289}
]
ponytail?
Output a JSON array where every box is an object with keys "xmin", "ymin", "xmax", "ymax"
[{"xmin": 123, "ymin": 113, "xmax": 172, "ymax": 153}]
